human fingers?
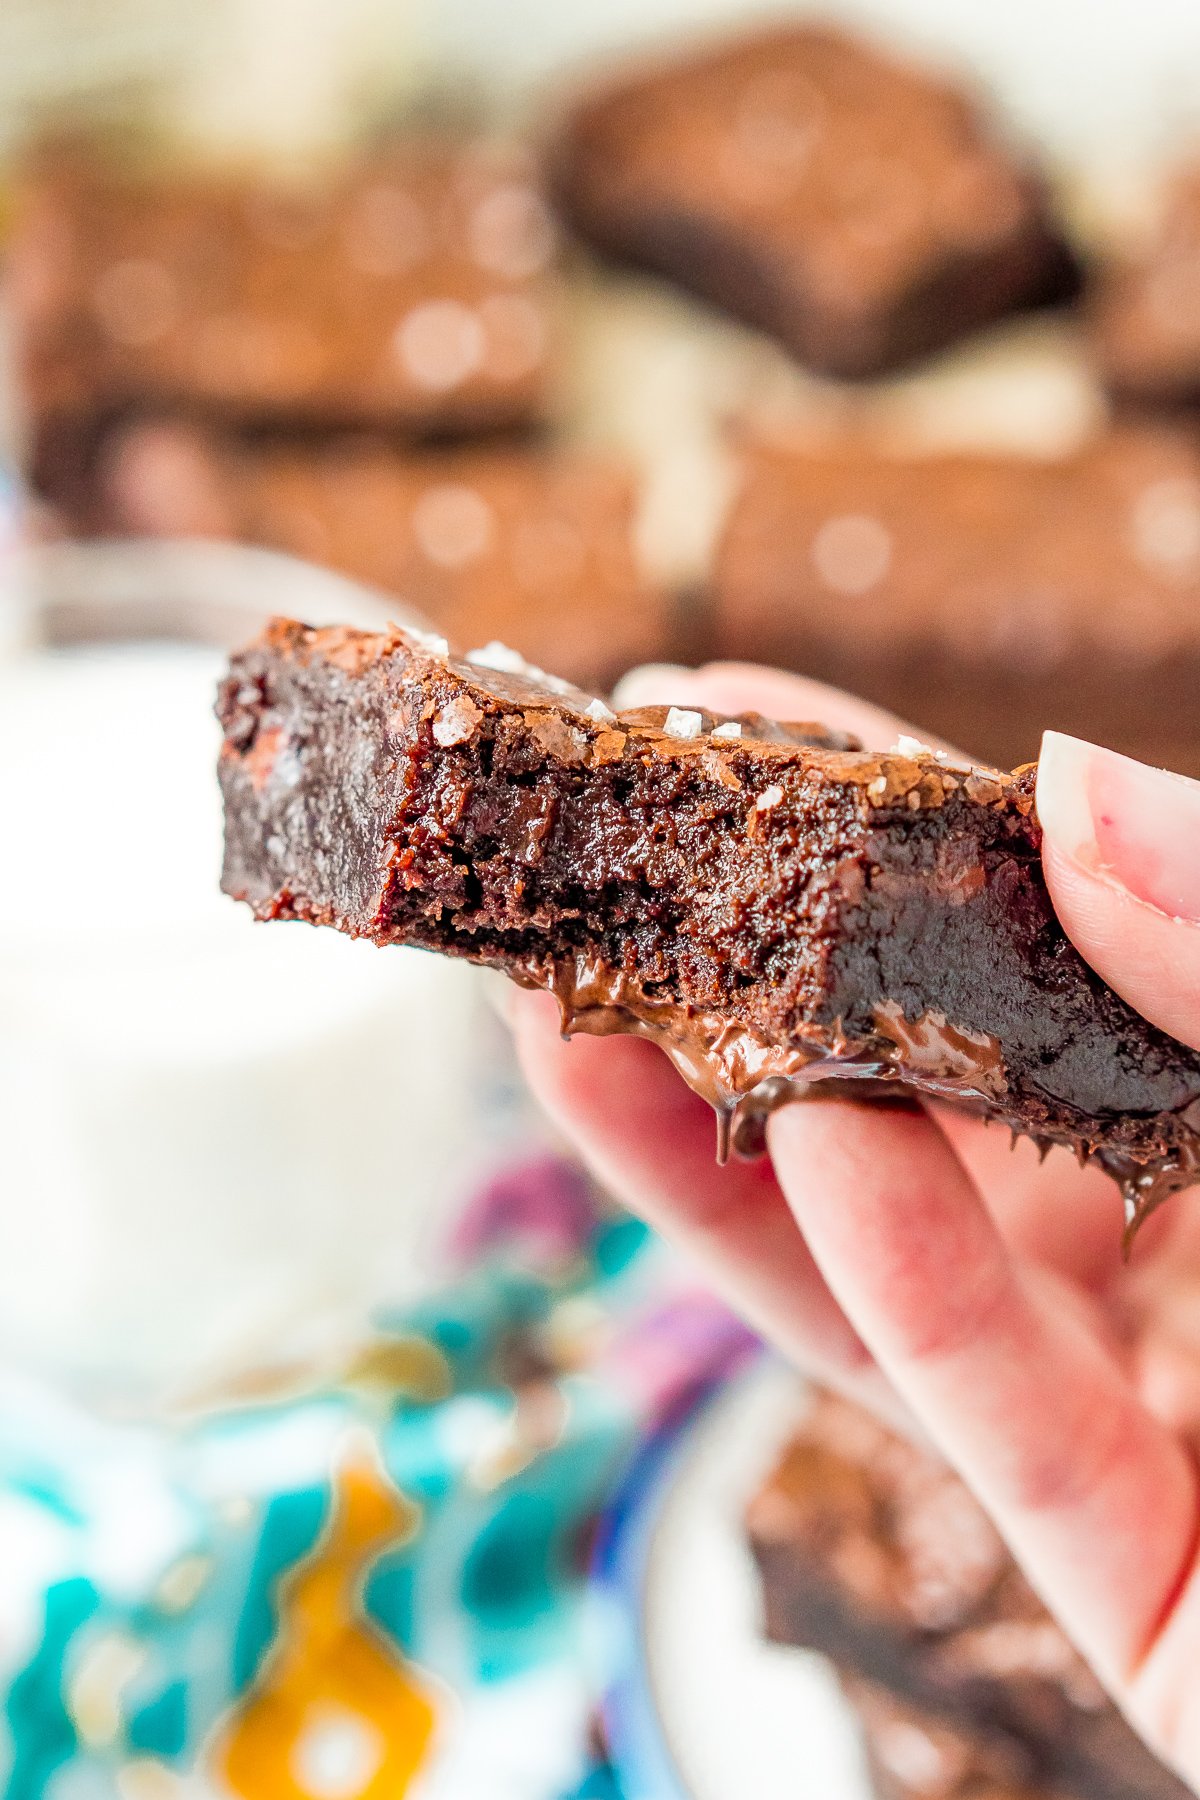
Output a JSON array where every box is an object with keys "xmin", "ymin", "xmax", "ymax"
[
  {"xmin": 508, "ymin": 987, "xmax": 888, "ymax": 1403},
  {"xmin": 767, "ymin": 1098, "xmax": 1199, "ymax": 1704},
  {"xmin": 1120, "ymin": 1202, "xmax": 1200, "ymax": 1437},
  {"xmin": 1038, "ymin": 732, "xmax": 1200, "ymax": 1052},
  {"xmin": 929, "ymin": 1106, "xmax": 1132, "ymax": 1294}
]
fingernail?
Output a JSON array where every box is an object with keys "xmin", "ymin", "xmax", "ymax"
[
  {"xmin": 610, "ymin": 663, "xmax": 698, "ymax": 708},
  {"xmin": 1037, "ymin": 731, "xmax": 1200, "ymax": 922}
]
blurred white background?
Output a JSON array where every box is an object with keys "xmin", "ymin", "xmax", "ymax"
[{"xmin": 6, "ymin": 0, "xmax": 1200, "ymax": 168}]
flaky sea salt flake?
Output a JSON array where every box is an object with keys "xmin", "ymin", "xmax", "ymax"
[
  {"xmin": 663, "ymin": 707, "xmax": 703, "ymax": 740},
  {"xmin": 403, "ymin": 625, "xmax": 450, "ymax": 657},
  {"xmin": 466, "ymin": 640, "xmax": 530, "ymax": 674}
]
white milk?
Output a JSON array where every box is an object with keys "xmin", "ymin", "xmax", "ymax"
[{"xmin": 0, "ymin": 639, "xmax": 492, "ymax": 1410}]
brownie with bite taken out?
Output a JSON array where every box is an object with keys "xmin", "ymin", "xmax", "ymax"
[{"xmin": 217, "ymin": 618, "xmax": 1200, "ymax": 1235}]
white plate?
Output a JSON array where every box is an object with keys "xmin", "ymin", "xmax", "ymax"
[{"xmin": 600, "ymin": 1357, "xmax": 875, "ymax": 1800}]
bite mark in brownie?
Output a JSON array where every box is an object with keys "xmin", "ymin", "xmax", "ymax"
[
  {"xmin": 747, "ymin": 1393, "xmax": 1188, "ymax": 1800},
  {"xmin": 547, "ymin": 24, "xmax": 1076, "ymax": 379},
  {"xmin": 217, "ymin": 619, "xmax": 1200, "ymax": 1235}
]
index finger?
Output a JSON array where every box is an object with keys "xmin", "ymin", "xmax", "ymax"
[
  {"xmin": 766, "ymin": 1099, "xmax": 1199, "ymax": 1720},
  {"xmin": 507, "ymin": 987, "xmax": 885, "ymax": 1401}
]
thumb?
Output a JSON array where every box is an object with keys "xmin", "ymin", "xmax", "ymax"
[{"xmin": 1037, "ymin": 731, "xmax": 1200, "ymax": 1052}]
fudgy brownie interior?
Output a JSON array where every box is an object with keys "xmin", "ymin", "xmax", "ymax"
[{"xmin": 218, "ymin": 620, "xmax": 1200, "ymax": 1233}]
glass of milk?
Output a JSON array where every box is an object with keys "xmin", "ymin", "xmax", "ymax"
[{"xmin": 0, "ymin": 542, "xmax": 512, "ymax": 1414}]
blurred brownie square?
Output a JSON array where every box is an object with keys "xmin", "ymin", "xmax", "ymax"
[
  {"xmin": 1092, "ymin": 162, "xmax": 1200, "ymax": 408},
  {"xmin": 12, "ymin": 141, "xmax": 561, "ymax": 499},
  {"xmin": 90, "ymin": 423, "xmax": 668, "ymax": 690},
  {"xmin": 747, "ymin": 1392, "xmax": 1186, "ymax": 1800},
  {"xmin": 547, "ymin": 24, "xmax": 1075, "ymax": 378},
  {"xmin": 712, "ymin": 429, "xmax": 1200, "ymax": 772},
  {"xmin": 846, "ymin": 1679, "xmax": 1060, "ymax": 1800}
]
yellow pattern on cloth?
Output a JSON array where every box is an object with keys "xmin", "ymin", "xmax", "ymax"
[{"xmin": 213, "ymin": 1433, "xmax": 442, "ymax": 1798}]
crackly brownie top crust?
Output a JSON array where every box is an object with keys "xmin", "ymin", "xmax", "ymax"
[
  {"xmin": 547, "ymin": 23, "xmax": 1070, "ymax": 375},
  {"xmin": 217, "ymin": 619, "xmax": 1200, "ymax": 1234},
  {"xmin": 13, "ymin": 142, "xmax": 560, "ymax": 435}
]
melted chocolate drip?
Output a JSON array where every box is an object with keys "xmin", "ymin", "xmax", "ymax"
[
  {"xmin": 523, "ymin": 949, "xmax": 1198, "ymax": 1245},
  {"xmin": 1117, "ymin": 1132, "xmax": 1200, "ymax": 1250}
]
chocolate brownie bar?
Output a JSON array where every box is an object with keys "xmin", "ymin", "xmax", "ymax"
[
  {"xmin": 846, "ymin": 1679, "xmax": 1062, "ymax": 1800},
  {"xmin": 86, "ymin": 424, "xmax": 669, "ymax": 691},
  {"xmin": 217, "ymin": 619, "xmax": 1200, "ymax": 1232},
  {"xmin": 712, "ymin": 429, "xmax": 1200, "ymax": 775},
  {"xmin": 747, "ymin": 1394, "xmax": 1186, "ymax": 1800},
  {"xmin": 1091, "ymin": 162, "xmax": 1200, "ymax": 409},
  {"xmin": 12, "ymin": 141, "xmax": 560, "ymax": 503},
  {"xmin": 547, "ymin": 24, "xmax": 1075, "ymax": 379}
]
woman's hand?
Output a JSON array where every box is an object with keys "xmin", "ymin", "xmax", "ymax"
[{"xmin": 508, "ymin": 661, "xmax": 1200, "ymax": 1790}]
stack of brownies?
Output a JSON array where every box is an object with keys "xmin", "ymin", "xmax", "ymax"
[
  {"xmin": 16, "ymin": 18, "xmax": 1200, "ymax": 771},
  {"xmin": 548, "ymin": 22, "xmax": 1200, "ymax": 772},
  {"xmin": 9, "ymin": 138, "xmax": 666, "ymax": 689}
]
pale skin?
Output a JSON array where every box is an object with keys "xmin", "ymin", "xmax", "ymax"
[{"xmin": 507, "ymin": 661, "xmax": 1200, "ymax": 1791}]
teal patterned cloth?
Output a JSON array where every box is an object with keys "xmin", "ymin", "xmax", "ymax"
[{"xmin": 0, "ymin": 1155, "xmax": 755, "ymax": 1800}]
